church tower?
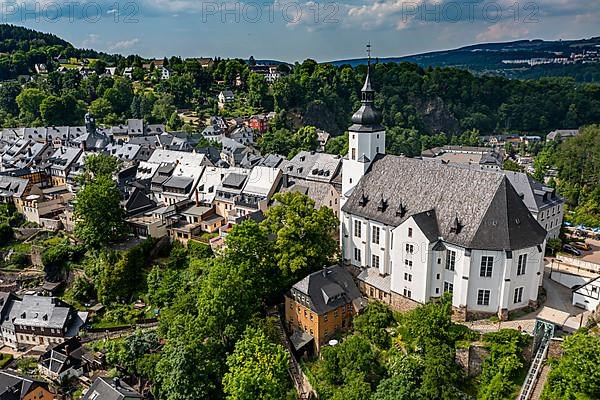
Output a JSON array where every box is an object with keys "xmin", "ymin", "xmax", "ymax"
[{"xmin": 341, "ymin": 46, "xmax": 385, "ymax": 205}]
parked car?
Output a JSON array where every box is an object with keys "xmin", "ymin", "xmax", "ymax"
[
  {"xmin": 571, "ymin": 242, "xmax": 591, "ymax": 251},
  {"xmin": 563, "ymin": 244, "xmax": 582, "ymax": 256}
]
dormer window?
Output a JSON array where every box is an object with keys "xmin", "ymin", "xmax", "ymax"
[
  {"xmin": 377, "ymin": 197, "xmax": 387, "ymax": 212},
  {"xmin": 396, "ymin": 202, "xmax": 407, "ymax": 218},
  {"xmin": 450, "ymin": 216, "xmax": 463, "ymax": 234},
  {"xmin": 358, "ymin": 192, "xmax": 369, "ymax": 206}
]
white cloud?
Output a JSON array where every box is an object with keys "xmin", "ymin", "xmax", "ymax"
[
  {"xmin": 82, "ymin": 33, "xmax": 100, "ymax": 47},
  {"xmin": 476, "ymin": 22, "xmax": 529, "ymax": 41},
  {"xmin": 108, "ymin": 38, "xmax": 140, "ymax": 51}
]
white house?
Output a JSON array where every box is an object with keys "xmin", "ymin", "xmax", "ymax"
[
  {"xmin": 218, "ymin": 90, "xmax": 235, "ymax": 109},
  {"xmin": 339, "ymin": 65, "xmax": 548, "ymax": 321},
  {"xmin": 158, "ymin": 66, "xmax": 171, "ymax": 80}
]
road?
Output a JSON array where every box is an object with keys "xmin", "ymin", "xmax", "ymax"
[{"xmin": 464, "ymin": 262, "xmax": 590, "ymax": 334}]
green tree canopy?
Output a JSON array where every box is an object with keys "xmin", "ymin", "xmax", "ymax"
[
  {"xmin": 73, "ymin": 174, "xmax": 125, "ymax": 247},
  {"xmin": 223, "ymin": 326, "xmax": 290, "ymax": 400}
]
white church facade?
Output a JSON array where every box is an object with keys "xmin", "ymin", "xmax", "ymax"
[{"xmin": 339, "ymin": 64, "xmax": 548, "ymax": 321}]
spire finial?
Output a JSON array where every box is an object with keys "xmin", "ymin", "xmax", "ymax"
[{"xmin": 366, "ymin": 42, "xmax": 371, "ymax": 67}]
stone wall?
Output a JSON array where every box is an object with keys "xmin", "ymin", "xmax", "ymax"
[
  {"xmin": 30, "ymin": 245, "xmax": 44, "ymax": 268},
  {"xmin": 547, "ymin": 339, "xmax": 564, "ymax": 360},
  {"xmin": 390, "ymin": 291, "xmax": 420, "ymax": 313},
  {"xmin": 455, "ymin": 343, "xmax": 491, "ymax": 377}
]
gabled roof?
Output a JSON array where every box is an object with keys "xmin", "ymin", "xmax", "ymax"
[
  {"xmin": 342, "ymin": 155, "xmax": 546, "ymax": 251},
  {"xmin": 503, "ymin": 171, "xmax": 563, "ymax": 213},
  {"xmin": 291, "ymin": 265, "xmax": 363, "ymax": 315},
  {"xmin": 0, "ymin": 371, "xmax": 50, "ymax": 399},
  {"xmin": 39, "ymin": 337, "xmax": 83, "ymax": 376},
  {"xmin": 83, "ymin": 377, "xmax": 142, "ymax": 400}
]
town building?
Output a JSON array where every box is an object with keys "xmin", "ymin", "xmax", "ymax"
[
  {"xmin": 281, "ymin": 151, "xmax": 343, "ymax": 218},
  {"xmin": 82, "ymin": 377, "xmax": 143, "ymax": 400},
  {"xmin": 547, "ymin": 129, "xmax": 579, "ymax": 142},
  {"xmin": 218, "ymin": 90, "xmax": 235, "ymax": 109},
  {"xmin": 0, "ymin": 371, "xmax": 54, "ymax": 400},
  {"xmin": 285, "ymin": 265, "xmax": 365, "ymax": 353},
  {"xmin": 38, "ymin": 337, "xmax": 86, "ymax": 381},
  {"xmin": 421, "ymin": 145, "xmax": 504, "ymax": 170},
  {"xmin": 504, "ymin": 171, "xmax": 564, "ymax": 239},
  {"xmin": 248, "ymin": 115, "xmax": 268, "ymax": 133},
  {"xmin": 0, "ymin": 294, "xmax": 88, "ymax": 349},
  {"xmin": 340, "ymin": 64, "xmax": 548, "ymax": 321}
]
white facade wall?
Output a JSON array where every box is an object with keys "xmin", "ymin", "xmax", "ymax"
[
  {"xmin": 390, "ymin": 218, "xmax": 432, "ymax": 303},
  {"xmin": 341, "ymin": 128, "xmax": 385, "ymax": 203},
  {"xmin": 536, "ymin": 203, "xmax": 563, "ymax": 239},
  {"xmin": 341, "ymin": 211, "xmax": 546, "ymax": 316}
]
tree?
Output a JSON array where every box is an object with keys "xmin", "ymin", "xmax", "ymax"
[
  {"xmin": 152, "ymin": 93, "xmax": 176, "ymax": 122},
  {"xmin": 247, "ymin": 72, "xmax": 267, "ymax": 108},
  {"xmin": 16, "ymin": 88, "xmax": 45, "ymax": 121},
  {"xmin": 40, "ymin": 95, "xmax": 67, "ymax": 125},
  {"xmin": 223, "ymin": 326, "xmax": 289, "ymax": 400},
  {"xmin": 542, "ymin": 332, "xmax": 600, "ymax": 400},
  {"xmin": 353, "ymin": 301, "xmax": 394, "ymax": 348},
  {"xmin": 325, "ymin": 133, "xmax": 349, "ymax": 156},
  {"xmin": 155, "ymin": 333, "xmax": 224, "ymax": 400},
  {"xmin": 83, "ymin": 153, "xmax": 121, "ymax": 179},
  {"xmin": 262, "ymin": 192, "xmax": 338, "ymax": 281},
  {"xmin": 92, "ymin": 59, "xmax": 107, "ymax": 75},
  {"xmin": 167, "ymin": 111, "xmax": 183, "ymax": 131},
  {"xmin": 290, "ymin": 125, "xmax": 318, "ymax": 157},
  {"xmin": 89, "ymin": 97, "xmax": 113, "ymax": 121},
  {"xmin": 321, "ymin": 334, "xmax": 384, "ymax": 394},
  {"xmin": 0, "ymin": 223, "xmax": 13, "ymax": 243},
  {"xmin": 74, "ymin": 175, "xmax": 125, "ymax": 247},
  {"xmin": 502, "ymin": 159, "xmax": 523, "ymax": 172},
  {"xmin": 0, "ymin": 81, "xmax": 21, "ymax": 115}
]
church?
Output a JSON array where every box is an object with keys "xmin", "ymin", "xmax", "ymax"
[{"xmin": 339, "ymin": 62, "xmax": 547, "ymax": 321}]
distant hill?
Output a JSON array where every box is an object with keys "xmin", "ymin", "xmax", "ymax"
[
  {"xmin": 0, "ymin": 24, "xmax": 72, "ymax": 53},
  {"xmin": 329, "ymin": 37, "xmax": 600, "ymax": 82}
]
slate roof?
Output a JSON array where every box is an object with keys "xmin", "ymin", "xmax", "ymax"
[
  {"xmin": 221, "ymin": 172, "xmax": 247, "ymax": 189},
  {"xmin": 282, "ymin": 151, "xmax": 342, "ymax": 183},
  {"xmin": 411, "ymin": 210, "xmax": 440, "ymax": 242},
  {"xmin": 39, "ymin": 337, "xmax": 83, "ymax": 377},
  {"xmin": 504, "ymin": 171, "xmax": 564, "ymax": 213},
  {"xmin": 342, "ymin": 155, "xmax": 546, "ymax": 251},
  {"xmin": 291, "ymin": 265, "xmax": 363, "ymax": 315},
  {"xmin": 83, "ymin": 377, "xmax": 142, "ymax": 400},
  {"xmin": 357, "ymin": 267, "xmax": 391, "ymax": 293},
  {"xmin": 260, "ymin": 154, "xmax": 285, "ymax": 168},
  {"xmin": 0, "ymin": 371, "xmax": 50, "ymax": 400},
  {"xmin": 281, "ymin": 181, "xmax": 338, "ymax": 211},
  {"xmin": 0, "ymin": 176, "xmax": 29, "ymax": 199},
  {"xmin": 47, "ymin": 147, "xmax": 82, "ymax": 171},
  {"xmin": 12, "ymin": 295, "xmax": 72, "ymax": 330}
]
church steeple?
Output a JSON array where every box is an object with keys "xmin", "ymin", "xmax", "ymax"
[
  {"xmin": 351, "ymin": 43, "xmax": 382, "ymax": 128},
  {"xmin": 342, "ymin": 43, "xmax": 386, "ymax": 202}
]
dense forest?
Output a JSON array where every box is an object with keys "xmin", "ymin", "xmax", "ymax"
[
  {"xmin": 0, "ymin": 24, "xmax": 122, "ymax": 80},
  {"xmin": 272, "ymin": 60, "xmax": 600, "ymax": 136}
]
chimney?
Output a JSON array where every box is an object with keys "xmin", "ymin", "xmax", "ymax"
[
  {"xmin": 112, "ymin": 378, "xmax": 120, "ymax": 388},
  {"xmin": 195, "ymin": 189, "xmax": 199, "ymax": 207}
]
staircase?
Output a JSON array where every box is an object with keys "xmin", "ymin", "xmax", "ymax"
[
  {"xmin": 269, "ymin": 308, "xmax": 315, "ymax": 400},
  {"xmin": 517, "ymin": 322, "xmax": 553, "ymax": 400},
  {"xmin": 530, "ymin": 365, "xmax": 551, "ymax": 400}
]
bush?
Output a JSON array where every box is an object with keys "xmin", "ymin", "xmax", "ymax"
[
  {"xmin": 0, "ymin": 353, "xmax": 13, "ymax": 368},
  {"xmin": 0, "ymin": 223, "xmax": 14, "ymax": 243},
  {"xmin": 9, "ymin": 252, "xmax": 29, "ymax": 268},
  {"xmin": 188, "ymin": 240, "xmax": 213, "ymax": 259}
]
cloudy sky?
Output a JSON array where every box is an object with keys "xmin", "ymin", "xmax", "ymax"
[{"xmin": 4, "ymin": 0, "xmax": 600, "ymax": 62}]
